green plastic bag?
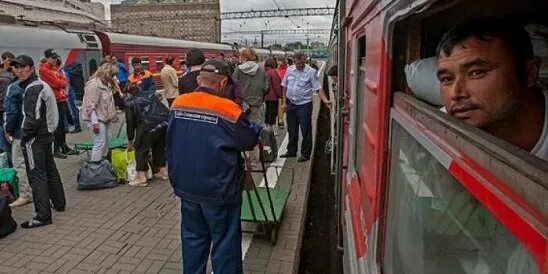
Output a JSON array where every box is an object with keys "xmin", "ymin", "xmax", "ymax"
[
  {"xmin": 110, "ymin": 149, "xmax": 135, "ymax": 182},
  {"xmin": 0, "ymin": 168, "xmax": 18, "ymax": 200}
]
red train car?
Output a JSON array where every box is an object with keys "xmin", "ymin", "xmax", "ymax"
[{"xmin": 330, "ymin": 0, "xmax": 548, "ymax": 273}]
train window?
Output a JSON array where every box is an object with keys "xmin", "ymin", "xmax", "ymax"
[
  {"xmin": 349, "ymin": 35, "xmax": 367, "ymax": 176},
  {"xmin": 383, "ymin": 121, "xmax": 538, "ymax": 274},
  {"xmin": 141, "ymin": 56, "xmax": 149, "ymax": 71},
  {"xmin": 156, "ymin": 57, "xmax": 164, "ymax": 71}
]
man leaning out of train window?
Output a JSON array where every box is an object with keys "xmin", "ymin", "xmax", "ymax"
[
  {"xmin": 435, "ymin": 17, "xmax": 547, "ymax": 163},
  {"xmin": 128, "ymin": 57, "xmax": 156, "ymax": 94}
]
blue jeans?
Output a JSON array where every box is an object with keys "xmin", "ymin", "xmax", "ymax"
[
  {"xmin": 66, "ymin": 86, "xmax": 81, "ymax": 130},
  {"xmin": 286, "ymin": 100, "xmax": 313, "ymax": 157},
  {"xmin": 181, "ymin": 200, "xmax": 242, "ymax": 274}
]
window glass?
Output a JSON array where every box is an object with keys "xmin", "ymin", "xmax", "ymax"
[
  {"xmin": 156, "ymin": 56, "xmax": 164, "ymax": 71},
  {"xmin": 383, "ymin": 121, "xmax": 538, "ymax": 274},
  {"xmin": 141, "ymin": 56, "xmax": 149, "ymax": 71},
  {"xmin": 353, "ymin": 36, "xmax": 366, "ymax": 173}
]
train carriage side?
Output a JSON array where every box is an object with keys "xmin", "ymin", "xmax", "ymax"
[
  {"xmin": 0, "ymin": 24, "xmax": 102, "ymax": 82},
  {"xmin": 337, "ymin": 0, "xmax": 548, "ymax": 273}
]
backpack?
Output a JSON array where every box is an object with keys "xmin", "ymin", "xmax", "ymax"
[
  {"xmin": 126, "ymin": 92, "xmax": 169, "ymax": 132},
  {"xmin": 0, "ymin": 193, "xmax": 17, "ymax": 238},
  {"xmin": 259, "ymin": 129, "xmax": 278, "ymax": 163}
]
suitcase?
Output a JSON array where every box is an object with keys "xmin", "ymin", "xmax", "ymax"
[{"xmin": 259, "ymin": 129, "xmax": 278, "ymax": 163}]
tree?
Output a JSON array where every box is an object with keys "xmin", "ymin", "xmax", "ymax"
[{"xmin": 271, "ymin": 43, "xmax": 283, "ymax": 50}]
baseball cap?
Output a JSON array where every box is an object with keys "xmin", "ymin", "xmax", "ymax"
[
  {"xmin": 44, "ymin": 49, "xmax": 58, "ymax": 59},
  {"xmin": 187, "ymin": 48, "xmax": 205, "ymax": 66},
  {"xmin": 201, "ymin": 60, "xmax": 231, "ymax": 77},
  {"xmin": 11, "ymin": 55, "xmax": 34, "ymax": 67}
]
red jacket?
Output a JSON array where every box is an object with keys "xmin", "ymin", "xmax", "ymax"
[
  {"xmin": 39, "ymin": 62, "xmax": 67, "ymax": 102},
  {"xmin": 265, "ymin": 67, "xmax": 283, "ymax": 102},
  {"xmin": 277, "ymin": 65, "xmax": 287, "ymax": 81}
]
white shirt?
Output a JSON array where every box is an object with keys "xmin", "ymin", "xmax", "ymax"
[{"xmin": 530, "ymin": 86, "xmax": 548, "ymax": 161}]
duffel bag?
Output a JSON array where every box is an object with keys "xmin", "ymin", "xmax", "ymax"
[
  {"xmin": 259, "ymin": 128, "xmax": 278, "ymax": 163},
  {"xmin": 0, "ymin": 193, "xmax": 17, "ymax": 238},
  {"xmin": 77, "ymin": 160, "xmax": 119, "ymax": 190}
]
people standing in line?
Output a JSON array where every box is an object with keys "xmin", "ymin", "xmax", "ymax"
[
  {"xmin": 60, "ymin": 59, "xmax": 82, "ymax": 134},
  {"xmin": 160, "ymin": 55, "xmax": 179, "ymax": 107},
  {"xmin": 264, "ymin": 58, "xmax": 283, "ymax": 132},
  {"xmin": 167, "ymin": 60, "xmax": 261, "ymax": 274},
  {"xmin": 4, "ymin": 58, "xmax": 33, "ymax": 207},
  {"xmin": 82, "ymin": 63, "xmax": 119, "ymax": 163},
  {"xmin": 232, "ymin": 48, "xmax": 269, "ymax": 126},
  {"xmin": 125, "ymin": 84, "xmax": 169, "ymax": 187},
  {"xmin": 128, "ymin": 57, "xmax": 156, "ymax": 94},
  {"xmin": 39, "ymin": 49, "xmax": 78, "ymax": 159},
  {"xmin": 12, "ymin": 55, "xmax": 66, "ymax": 228},
  {"xmin": 280, "ymin": 52, "xmax": 331, "ymax": 162},
  {"xmin": 0, "ymin": 52, "xmax": 16, "ymax": 160},
  {"xmin": 179, "ymin": 48, "xmax": 205, "ymax": 95}
]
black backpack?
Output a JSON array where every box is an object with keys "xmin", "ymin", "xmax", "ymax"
[
  {"xmin": 126, "ymin": 92, "xmax": 169, "ymax": 132},
  {"xmin": 0, "ymin": 193, "xmax": 17, "ymax": 238}
]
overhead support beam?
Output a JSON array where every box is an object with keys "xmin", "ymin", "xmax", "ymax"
[
  {"xmin": 220, "ymin": 7, "xmax": 335, "ymax": 20},
  {"xmin": 223, "ymin": 29, "xmax": 331, "ymax": 35}
]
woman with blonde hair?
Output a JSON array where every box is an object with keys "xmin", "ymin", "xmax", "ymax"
[{"xmin": 82, "ymin": 62, "xmax": 119, "ymax": 162}]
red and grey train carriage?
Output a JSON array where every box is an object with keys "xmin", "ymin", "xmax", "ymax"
[{"xmin": 329, "ymin": 0, "xmax": 548, "ymax": 273}]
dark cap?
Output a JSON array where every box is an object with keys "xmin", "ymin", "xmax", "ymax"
[
  {"xmin": 131, "ymin": 57, "xmax": 142, "ymax": 64},
  {"xmin": 44, "ymin": 49, "xmax": 58, "ymax": 59},
  {"xmin": 11, "ymin": 55, "xmax": 34, "ymax": 67},
  {"xmin": 201, "ymin": 60, "xmax": 231, "ymax": 77}
]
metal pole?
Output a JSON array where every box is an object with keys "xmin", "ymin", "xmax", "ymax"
[{"xmin": 261, "ymin": 31, "xmax": 265, "ymax": 48}]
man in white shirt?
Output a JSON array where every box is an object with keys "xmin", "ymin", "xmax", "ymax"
[{"xmin": 436, "ymin": 17, "xmax": 547, "ymax": 162}]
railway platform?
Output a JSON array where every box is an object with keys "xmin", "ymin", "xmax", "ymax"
[{"xmin": 0, "ymin": 98, "xmax": 321, "ymax": 273}]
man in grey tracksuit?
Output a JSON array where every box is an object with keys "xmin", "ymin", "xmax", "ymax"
[{"xmin": 12, "ymin": 55, "xmax": 66, "ymax": 228}]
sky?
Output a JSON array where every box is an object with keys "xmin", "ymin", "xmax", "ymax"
[{"xmin": 91, "ymin": 0, "xmax": 336, "ymax": 45}]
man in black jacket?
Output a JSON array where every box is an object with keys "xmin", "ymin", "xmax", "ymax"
[
  {"xmin": 12, "ymin": 55, "xmax": 66, "ymax": 228},
  {"xmin": 0, "ymin": 52, "xmax": 16, "ymax": 157},
  {"xmin": 178, "ymin": 48, "xmax": 205, "ymax": 94}
]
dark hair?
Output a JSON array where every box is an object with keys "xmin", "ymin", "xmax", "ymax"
[
  {"xmin": 1, "ymin": 51, "xmax": 15, "ymax": 60},
  {"xmin": 165, "ymin": 55, "xmax": 174, "ymax": 65},
  {"xmin": 187, "ymin": 48, "xmax": 205, "ymax": 66},
  {"xmin": 131, "ymin": 57, "xmax": 142, "ymax": 65},
  {"xmin": 180, "ymin": 60, "xmax": 187, "ymax": 66},
  {"xmin": 327, "ymin": 65, "xmax": 338, "ymax": 77},
  {"xmin": 293, "ymin": 52, "xmax": 307, "ymax": 60},
  {"xmin": 437, "ymin": 17, "xmax": 535, "ymax": 78},
  {"xmin": 264, "ymin": 58, "xmax": 277, "ymax": 69}
]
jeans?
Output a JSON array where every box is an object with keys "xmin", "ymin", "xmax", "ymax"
[
  {"xmin": 181, "ymin": 200, "xmax": 242, "ymax": 274},
  {"xmin": 21, "ymin": 135, "xmax": 65, "ymax": 222},
  {"xmin": 90, "ymin": 122, "xmax": 111, "ymax": 162},
  {"xmin": 286, "ymin": 100, "xmax": 313, "ymax": 157},
  {"xmin": 66, "ymin": 87, "xmax": 81, "ymax": 130},
  {"xmin": 12, "ymin": 139, "xmax": 32, "ymax": 199}
]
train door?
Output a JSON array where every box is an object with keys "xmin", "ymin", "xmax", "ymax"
[{"xmin": 83, "ymin": 50, "xmax": 100, "ymax": 80}]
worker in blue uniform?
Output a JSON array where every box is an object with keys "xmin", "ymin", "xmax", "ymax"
[{"xmin": 167, "ymin": 60, "xmax": 261, "ymax": 274}]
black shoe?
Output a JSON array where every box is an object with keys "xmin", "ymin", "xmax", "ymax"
[
  {"xmin": 280, "ymin": 153, "xmax": 296, "ymax": 158},
  {"xmin": 297, "ymin": 156, "xmax": 310, "ymax": 162},
  {"xmin": 21, "ymin": 218, "xmax": 52, "ymax": 229},
  {"xmin": 69, "ymin": 128, "xmax": 82, "ymax": 134},
  {"xmin": 54, "ymin": 151, "xmax": 67, "ymax": 159},
  {"xmin": 54, "ymin": 206, "xmax": 65, "ymax": 212}
]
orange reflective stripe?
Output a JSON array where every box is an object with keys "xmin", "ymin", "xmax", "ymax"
[{"xmin": 171, "ymin": 92, "xmax": 242, "ymax": 122}]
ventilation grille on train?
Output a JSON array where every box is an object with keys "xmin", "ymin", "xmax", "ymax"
[{"xmin": 78, "ymin": 33, "xmax": 99, "ymax": 49}]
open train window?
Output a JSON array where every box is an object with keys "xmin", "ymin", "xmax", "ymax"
[
  {"xmin": 384, "ymin": 0, "xmax": 548, "ymax": 273},
  {"xmin": 354, "ymin": 36, "xmax": 366, "ymax": 174}
]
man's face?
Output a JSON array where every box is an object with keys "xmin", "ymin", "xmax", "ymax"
[
  {"xmin": 295, "ymin": 58, "xmax": 306, "ymax": 70},
  {"xmin": 13, "ymin": 65, "xmax": 34, "ymax": 80},
  {"xmin": 436, "ymin": 37, "xmax": 533, "ymax": 130},
  {"xmin": 132, "ymin": 63, "xmax": 141, "ymax": 73}
]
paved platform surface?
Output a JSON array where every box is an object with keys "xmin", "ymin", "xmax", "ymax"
[{"xmin": 0, "ymin": 99, "xmax": 319, "ymax": 274}]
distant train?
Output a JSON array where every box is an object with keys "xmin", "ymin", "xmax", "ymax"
[{"xmin": 0, "ymin": 23, "xmax": 293, "ymax": 82}]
